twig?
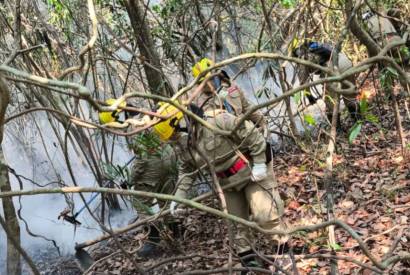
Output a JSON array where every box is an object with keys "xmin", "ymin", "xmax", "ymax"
[
  {"xmin": 1, "ymin": 186, "xmax": 409, "ymax": 270},
  {"xmin": 324, "ymin": 93, "xmax": 340, "ymax": 274},
  {"xmin": 83, "ymin": 251, "xmax": 121, "ymax": 275},
  {"xmin": 267, "ymin": 253, "xmax": 382, "ymax": 273},
  {"xmin": 382, "ymin": 227, "xmax": 405, "ymax": 261},
  {"xmin": 58, "ymin": 0, "xmax": 98, "ymax": 79},
  {"xmin": 146, "ymin": 254, "xmax": 227, "ymax": 272},
  {"xmin": 180, "ymin": 266, "xmax": 275, "ymax": 275},
  {"xmin": 3, "ymin": 0, "xmax": 22, "ymax": 65}
]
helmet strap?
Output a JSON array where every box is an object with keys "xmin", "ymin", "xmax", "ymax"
[
  {"xmin": 173, "ymin": 117, "xmax": 188, "ymax": 133},
  {"xmin": 111, "ymin": 110, "xmax": 120, "ymax": 122}
]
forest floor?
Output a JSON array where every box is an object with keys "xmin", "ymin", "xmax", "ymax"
[
  {"xmin": 81, "ymin": 100, "xmax": 410, "ymax": 274},
  {"xmin": 44, "ymin": 94, "xmax": 410, "ymax": 274}
]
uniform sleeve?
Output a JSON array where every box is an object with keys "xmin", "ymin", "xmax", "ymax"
[
  {"xmin": 216, "ymin": 113, "xmax": 266, "ymax": 164},
  {"xmin": 238, "ymin": 88, "xmax": 267, "ymax": 128},
  {"xmin": 174, "ymin": 159, "xmax": 197, "ymax": 199},
  {"xmin": 129, "ymin": 159, "xmax": 146, "ymax": 187}
]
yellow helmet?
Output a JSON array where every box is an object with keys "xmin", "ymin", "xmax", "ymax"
[
  {"xmin": 192, "ymin": 58, "xmax": 214, "ymax": 79},
  {"xmin": 153, "ymin": 102, "xmax": 184, "ymax": 141},
  {"xmin": 99, "ymin": 98, "xmax": 127, "ymax": 124}
]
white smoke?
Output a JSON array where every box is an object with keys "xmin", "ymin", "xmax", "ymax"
[{"xmin": 0, "ymin": 112, "xmax": 136, "ymax": 274}]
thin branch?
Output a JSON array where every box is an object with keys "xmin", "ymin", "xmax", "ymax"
[
  {"xmin": 3, "ymin": 0, "xmax": 22, "ymax": 65},
  {"xmin": 58, "ymin": 0, "xmax": 99, "ymax": 79},
  {"xmin": 0, "ymin": 187, "xmax": 409, "ymax": 270}
]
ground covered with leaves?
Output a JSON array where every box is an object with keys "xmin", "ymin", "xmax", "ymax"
[
  {"xmin": 75, "ymin": 107, "xmax": 410, "ymax": 275},
  {"xmin": 46, "ymin": 98, "xmax": 410, "ymax": 275}
]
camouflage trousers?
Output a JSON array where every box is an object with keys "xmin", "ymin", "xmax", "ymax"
[{"xmin": 219, "ymin": 161, "xmax": 285, "ymax": 253}]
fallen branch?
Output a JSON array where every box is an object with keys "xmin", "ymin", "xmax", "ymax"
[
  {"xmin": 145, "ymin": 254, "xmax": 227, "ymax": 272},
  {"xmin": 180, "ymin": 266, "xmax": 274, "ymax": 275},
  {"xmin": 0, "ymin": 186, "xmax": 409, "ymax": 270}
]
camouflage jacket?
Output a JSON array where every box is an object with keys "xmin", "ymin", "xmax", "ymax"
[
  {"xmin": 173, "ymin": 110, "xmax": 266, "ymax": 199},
  {"xmin": 193, "ymin": 84, "xmax": 266, "ymax": 128}
]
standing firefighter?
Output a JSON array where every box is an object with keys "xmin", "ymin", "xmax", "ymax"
[
  {"xmin": 293, "ymin": 41, "xmax": 359, "ymax": 122},
  {"xmin": 386, "ymin": 8, "xmax": 410, "ymax": 48},
  {"xmin": 362, "ymin": 9, "xmax": 410, "ymax": 92},
  {"xmin": 191, "ymin": 58, "xmax": 276, "ymax": 182},
  {"xmin": 152, "ymin": 102, "xmax": 286, "ymax": 270},
  {"xmin": 191, "ymin": 58, "xmax": 267, "ymax": 130}
]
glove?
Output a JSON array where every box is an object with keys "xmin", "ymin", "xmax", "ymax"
[
  {"xmin": 150, "ymin": 199, "xmax": 160, "ymax": 214},
  {"xmin": 170, "ymin": 201, "xmax": 178, "ymax": 216},
  {"xmin": 251, "ymin": 163, "xmax": 267, "ymax": 182},
  {"xmin": 170, "ymin": 201, "xmax": 186, "ymax": 217},
  {"xmin": 260, "ymin": 124, "xmax": 269, "ymax": 139}
]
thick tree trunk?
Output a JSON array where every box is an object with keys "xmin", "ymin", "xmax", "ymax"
[
  {"xmin": 0, "ymin": 76, "xmax": 21, "ymax": 275},
  {"xmin": 124, "ymin": 0, "xmax": 172, "ymax": 96}
]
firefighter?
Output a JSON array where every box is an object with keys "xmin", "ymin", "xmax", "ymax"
[
  {"xmin": 362, "ymin": 10, "xmax": 402, "ymax": 47},
  {"xmin": 362, "ymin": 9, "xmax": 410, "ymax": 91},
  {"xmin": 99, "ymin": 99, "xmax": 181, "ymax": 258},
  {"xmin": 293, "ymin": 40, "xmax": 359, "ymax": 122},
  {"xmin": 191, "ymin": 58, "xmax": 267, "ymax": 130},
  {"xmin": 152, "ymin": 102, "xmax": 286, "ymax": 270},
  {"xmin": 191, "ymin": 58, "xmax": 276, "ymax": 182}
]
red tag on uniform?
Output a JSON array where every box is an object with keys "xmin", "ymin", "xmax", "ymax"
[{"xmin": 227, "ymin": 86, "xmax": 238, "ymax": 94}]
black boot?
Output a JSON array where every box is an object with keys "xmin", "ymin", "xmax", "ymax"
[
  {"xmin": 238, "ymin": 250, "xmax": 262, "ymax": 275},
  {"xmin": 137, "ymin": 225, "xmax": 162, "ymax": 258},
  {"xmin": 272, "ymin": 241, "xmax": 291, "ymax": 255},
  {"xmin": 168, "ymin": 221, "xmax": 186, "ymax": 240}
]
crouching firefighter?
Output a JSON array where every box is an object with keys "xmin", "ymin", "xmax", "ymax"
[
  {"xmin": 152, "ymin": 102, "xmax": 286, "ymax": 270},
  {"xmin": 99, "ymin": 99, "xmax": 183, "ymax": 258},
  {"xmin": 128, "ymin": 137, "xmax": 183, "ymax": 258},
  {"xmin": 293, "ymin": 40, "xmax": 360, "ymax": 122}
]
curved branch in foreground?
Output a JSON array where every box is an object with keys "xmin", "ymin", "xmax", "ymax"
[
  {"xmin": 2, "ymin": 37, "xmax": 408, "ymax": 139},
  {"xmin": 0, "ymin": 187, "xmax": 409, "ymax": 270}
]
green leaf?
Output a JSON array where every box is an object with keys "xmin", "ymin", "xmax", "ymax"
[
  {"xmin": 304, "ymin": 114, "xmax": 316, "ymax": 126},
  {"xmin": 280, "ymin": 0, "xmax": 297, "ymax": 8},
  {"xmin": 329, "ymin": 243, "xmax": 342, "ymax": 251},
  {"xmin": 359, "ymin": 97, "xmax": 368, "ymax": 115},
  {"xmin": 400, "ymin": 46, "xmax": 410, "ymax": 59},
  {"xmin": 255, "ymin": 88, "xmax": 264, "ymax": 98},
  {"xmin": 152, "ymin": 4, "xmax": 161, "ymax": 13},
  {"xmin": 293, "ymin": 91, "xmax": 302, "ymax": 104},
  {"xmin": 365, "ymin": 113, "xmax": 379, "ymax": 124},
  {"xmin": 348, "ymin": 122, "xmax": 362, "ymax": 144},
  {"xmin": 386, "ymin": 66, "xmax": 399, "ymax": 77}
]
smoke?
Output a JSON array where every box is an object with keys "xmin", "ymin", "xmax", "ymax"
[{"xmin": 0, "ymin": 113, "xmax": 136, "ymax": 274}]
